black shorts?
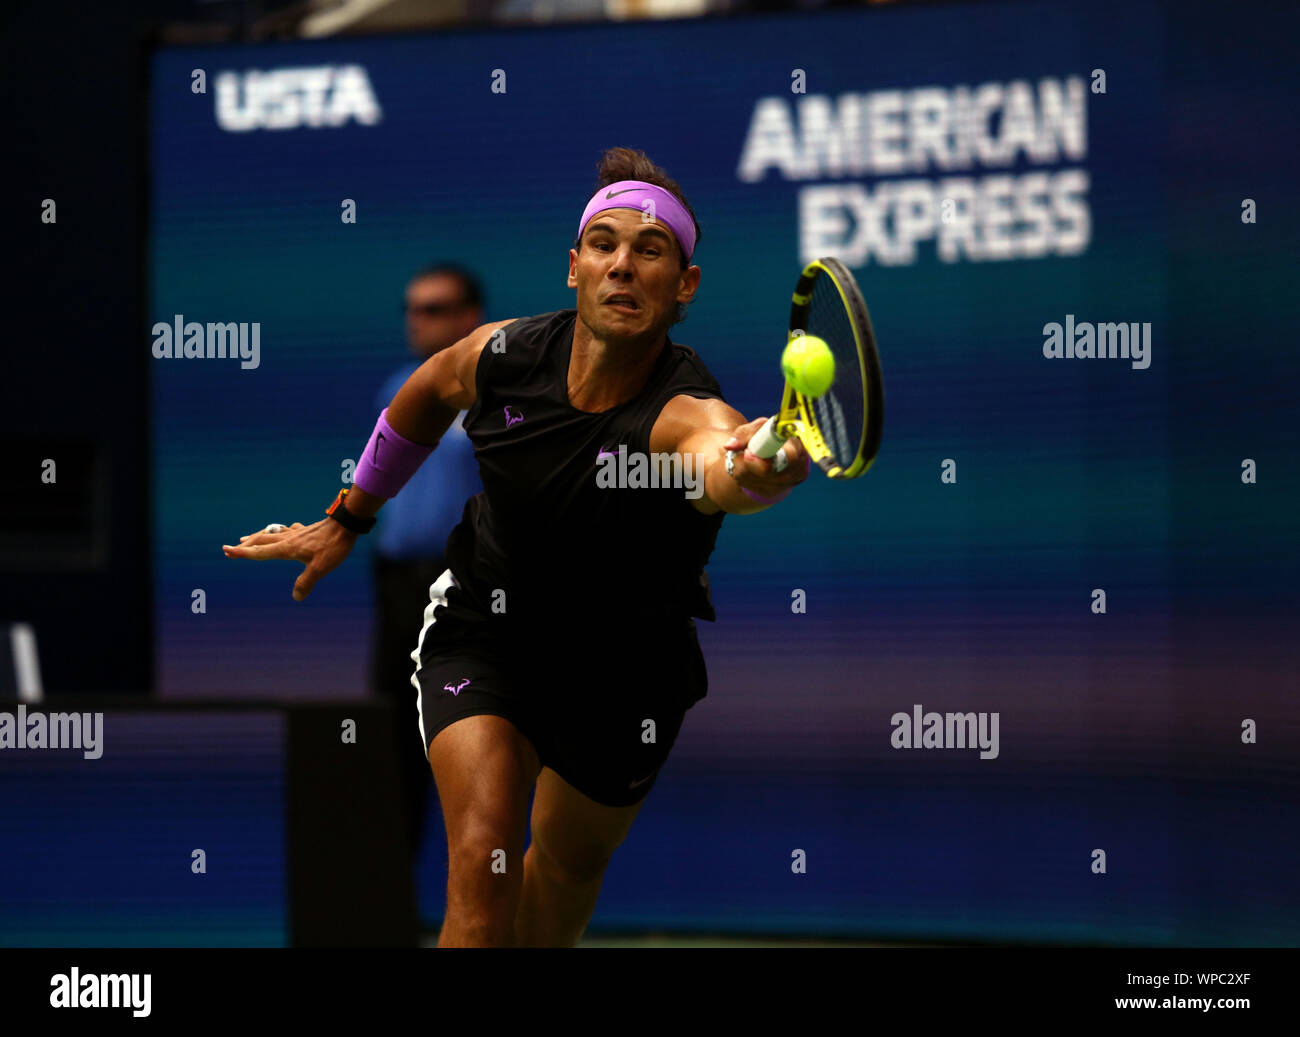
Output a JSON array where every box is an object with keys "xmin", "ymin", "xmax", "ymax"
[{"xmin": 410, "ymin": 568, "xmax": 709, "ymax": 807}]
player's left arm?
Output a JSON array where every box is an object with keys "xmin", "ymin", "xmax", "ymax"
[{"xmin": 650, "ymin": 394, "xmax": 811, "ymax": 516}]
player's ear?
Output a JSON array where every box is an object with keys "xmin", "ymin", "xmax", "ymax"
[
  {"xmin": 567, "ymin": 247, "xmax": 579, "ymax": 289},
  {"xmin": 677, "ymin": 264, "xmax": 700, "ymax": 303}
]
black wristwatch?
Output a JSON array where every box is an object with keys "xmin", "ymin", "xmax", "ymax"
[{"xmin": 326, "ymin": 487, "xmax": 377, "ymax": 534}]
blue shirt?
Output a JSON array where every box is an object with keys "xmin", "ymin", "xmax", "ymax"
[{"xmin": 372, "ymin": 359, "xmax": 482, "ymax": 560}]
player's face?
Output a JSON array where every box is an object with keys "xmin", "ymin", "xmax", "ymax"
[{"xmin": 569, "ymin": 208, "xmax": 699, "ymax": 343}]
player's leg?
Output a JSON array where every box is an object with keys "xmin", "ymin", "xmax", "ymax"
[
  {"xmin": 515, "ymin": 766, "xmax": 645, "ymax": 948},
  {"xmin": 514, "ymin": 620, "xmax": 705, "ymax": 946},
  {"xmin": 429, "ymin": 714, "xmax": 541, "ymax": 947}
]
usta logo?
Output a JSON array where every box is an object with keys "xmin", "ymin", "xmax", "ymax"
[{"xmin": 215, "ymin": 65, "xmax": 382, "ymax": 132}]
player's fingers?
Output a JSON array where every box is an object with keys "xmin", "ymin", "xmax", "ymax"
[
  {"xmin": 223, "ymin": 540, "xmax": 275, "ymax": 558},
  {"xmin": 781, "ymin": 438, "xmax": 811, "ymax": 474},
  {"xmin": 223, "ymin": 531, "xmax": 299, "ymax": 559},
  {"xmin": 292, "ymin": 563, "xmax": 324, "ymax": 602},
  {"xmin": 762, "ymin": 445, "xmax": 809, "ymax": 480},
  {"xmin": 723, "ymin": 417, "xmax": 768, "ymax": 450},
  {"xmin": 735, "ymin": 442, "xmax": 808, "ymax": 486},
  {"xmin": 238, "ymin": 523, "xmax": 293, "ymax": 542},
  {"xmin": 783, "ymin": 444, "xmax": 812, "ymax": 480},
  {"xmin": 722, "ymin": 447, "xmax": 769, "ymax": 483}
]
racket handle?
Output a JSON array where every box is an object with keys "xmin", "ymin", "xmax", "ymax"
[{"xmin": 746, "ymin": 416, "xmax": 789, "ymax": 470}]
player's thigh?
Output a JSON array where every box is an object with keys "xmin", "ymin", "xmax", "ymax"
[
  {"xmin": 528, "ymin": 765, "xmax": 645, "ymax": 882},
  {"xmin": 429, "ymin": 714, "xmax": 541, "ymax": 859}
]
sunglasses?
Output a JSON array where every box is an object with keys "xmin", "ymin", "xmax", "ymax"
[{"xmin": 404, "ymin": 300, "xmax": 467, "ymax": 317}]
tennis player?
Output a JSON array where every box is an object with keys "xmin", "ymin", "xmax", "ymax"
[{"xmin": 223, "ymin": 147, "xmax": 811, "ymax": 947}]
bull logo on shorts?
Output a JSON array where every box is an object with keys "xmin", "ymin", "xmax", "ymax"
[
  {"xmin": 443, "ymin": 678, "xmax": 471, "ymax": 696},
  {"xmin": 503, "ymin": 405, "xmax": 524, "ymax": 428}
]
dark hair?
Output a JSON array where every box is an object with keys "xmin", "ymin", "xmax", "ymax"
[
  {"xmin": 410, "ymin": 262, "xmax": 485, "ymax": 312},
  {"xmin": 574, "ymin": 147, "xmax": 700, "ymax": 325}
]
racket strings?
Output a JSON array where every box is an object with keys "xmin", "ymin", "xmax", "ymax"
[{"xmin": 804, "ymin": 274, "xmax": 864, "ymax": 468}]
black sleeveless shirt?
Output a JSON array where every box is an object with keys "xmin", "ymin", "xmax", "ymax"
[{"xmin": 442, "ymin": 309, "xmax": 728, "ymax": 627}]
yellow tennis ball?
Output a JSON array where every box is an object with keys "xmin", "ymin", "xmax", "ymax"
[{"xmin": 782, "ymin": 334, "xmax": 835, "ymax": 397}]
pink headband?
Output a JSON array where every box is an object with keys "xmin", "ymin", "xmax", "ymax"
[{"xmin": 577, "ymin": 180, "xmax": 697, "ymax": 262}]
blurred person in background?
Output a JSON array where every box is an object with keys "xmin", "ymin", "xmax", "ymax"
[{"xmin": 371, "ymin": 263, "xmax": 485, "ymax": 873}]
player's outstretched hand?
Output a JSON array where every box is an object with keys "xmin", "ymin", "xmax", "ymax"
[
  {"xmin": 222, "ymin": 520, "xmax": 357, "ymax": 602},
  {"xmin": 723, "ymin": 417, "xmax": 812, "ymax": 496}
]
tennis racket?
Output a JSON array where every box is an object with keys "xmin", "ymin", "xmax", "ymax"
[{"xmin": 746, "ymin": 256, "xmax": 884, "ymax": 479}]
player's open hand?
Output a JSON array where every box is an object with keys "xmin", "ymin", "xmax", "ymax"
[
  {"xmin": 723, "ymin": 417, "xmax": 812, "ymax": 497},
  {"xmin": 222, "ymin": 520, "xmax": 357, "ymax": 602}
]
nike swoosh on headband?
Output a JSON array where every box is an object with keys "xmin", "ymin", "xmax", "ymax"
[{"xmin": 605, "ymin": 188, "xmax": 641, "ymax": 198}]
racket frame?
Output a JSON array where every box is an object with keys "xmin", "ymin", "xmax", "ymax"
[{"xmin": 748, "ymin": 258, "xmax": 883, "ymax": 479}]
